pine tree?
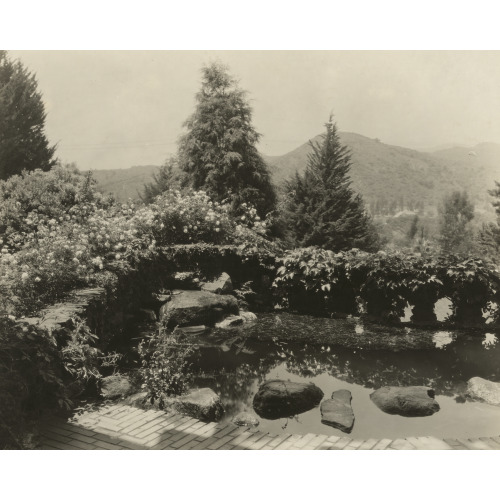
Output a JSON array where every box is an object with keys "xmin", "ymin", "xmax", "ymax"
[
  {"xmin": 285, "ymin": 115, "xmax": 379, "ymax": 251},
  {"xmin": 0, "ymin": 51, "xmax": 56, "ymax": 180},
  {"xmin": 178, "ymin": 62, "xmax": 276, "ymax": 218}
]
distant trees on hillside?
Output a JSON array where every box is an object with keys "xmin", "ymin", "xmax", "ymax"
[
  {"xmin": 141, "ymin": 156, "xmax": 182, "ymax": 204},
  {"xmin": 177, "ymin": 62, "xmax": 276, "ymax": 218},
  {"xmin": 438, "ymin": 190, "xmax": 475, "ymax": 254},
  {"xmin": 479, "ymin": 181, "xmax": 500, "ymax": 261},
  {"xmin": 0, "ymin": 51, "xmax": 56, "ymax": 180},
  {"xmin": 284, "ymin": 115, "xmax": 380, "ymax": 252}
]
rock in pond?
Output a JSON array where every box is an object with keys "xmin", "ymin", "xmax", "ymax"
[
  {"xmin": 253, "ymin": 380, "xmax": 324, "ymax": 419},
  {"xmin": 232, "ymin": 412, "xmax": 260, "ymax": 427},
  {"xmin": 467, "ymin": 377, "xmax": 500, "ymax": 406},
  {"xmin": 101, "ymin": 375, "xmax": 135, "ymax": 399},
  {"xmin": 320, "ymin": 389, "xmax": 355, "ymax": 433},
  {"xmin": 370, "ymin": 386, "xmax": 440, "ymax": 417},
  {"xmin": 160, "ymin": 290, "xmax": 239, "ymax": 328},
  {"xmin": 201, "ymin": 272, "xmax": 233, "ymax": 294},
  {"xmin": 173, "ymin": 388, "xmax": 224, "ymax": 422}
]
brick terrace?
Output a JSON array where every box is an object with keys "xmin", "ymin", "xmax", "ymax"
[{"xmin": 38, "ymin": 403, "xmax": 500, "ymax": 450}]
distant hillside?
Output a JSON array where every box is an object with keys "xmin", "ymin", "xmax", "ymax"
[
  {"xmin": 265, "ymin": 132, "xmax": 499, "ymax": 219},
  {"xmin": 84, "ymin": 134, "xmax": 500, "ymax": 226},
  {"xmin": 87, "ymin": 165, "xmax": 159, "ymax": 202}
]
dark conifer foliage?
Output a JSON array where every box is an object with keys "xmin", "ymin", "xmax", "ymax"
[
  {"xmin": 178, "ymin": 62, "xmax": 276, "ymax": 218},
  {"xmin": 0, "ymin": 51, "xmax": 56, "ymax": 180},
  {"xmin": 285, "ymin": 115, "xmax": 379, "ymax": 251}
]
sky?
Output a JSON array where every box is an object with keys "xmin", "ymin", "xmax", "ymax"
[{"xmin": 9, "ymin": 50, "xmax": 500, "ymax": 171}]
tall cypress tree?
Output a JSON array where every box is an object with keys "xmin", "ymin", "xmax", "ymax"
[
  {"xmin": 0, "ymin": 51, "xmax": 56, "ymax": 180},
  {"xmin": 286, "ymin": 115, "xmax": 378, "ymax": 251},
  {"xmin": 178, "ymin": 62, "xmax": 276, "ymax": 218}
]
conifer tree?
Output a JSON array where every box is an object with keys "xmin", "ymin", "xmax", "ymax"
[
  {"xmin": 178, "ymin": 62, "xmax": 276, "ymax": 218},
  {"xmin": 285, "ymin": 115, "xmax": 379, "ymax": 251},
  {"xmin": 0, "ymin": 51, "xmax": 56, "ymax": 180}
]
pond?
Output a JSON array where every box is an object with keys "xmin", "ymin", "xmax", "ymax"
[{"xmin": 181, "ymin": 312, "xmax": 500, "ymax": 440}]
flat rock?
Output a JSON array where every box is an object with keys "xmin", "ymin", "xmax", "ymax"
[
  {"xmin": 232, "ymin": 412, "xmax": 260, "ymax": 427},
  {"xmin": 253, "ymin": 379, "xmax": 324, "ymax": 419},
  {"xmin": 320, "ymin": 389, "xmax": 355, "ymax": 433},
  {"xmin": 160, "ymin": 290, "xmax": 239, "ymax": 327},
  {"xmin": 173, "ymin": 388, "xmax": 224, "ymax": 422},
  {"xmin": 467, "ymin": 377, "xmax": 500, "ymax": 406},
  {"xmin": 201, "ymin": 272, "xmax": 233, "ymax": 294},
  {"xmin": 101, "ymin": 375, "xmax": 135, "ymax": 399},
  {"xmin": 370, "ymin": 386, "xmax": 440, "ymax": 417},
  {"xmin": 216, "ymin": 315, "xmax": 245, "ymax": 328}
]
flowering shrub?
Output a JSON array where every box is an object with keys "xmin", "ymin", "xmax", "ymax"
[{"xmin": 138, "ymin": 327, "xmax": 194, "ymax": 407}]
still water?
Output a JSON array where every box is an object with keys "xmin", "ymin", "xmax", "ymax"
[{"xmin": 186, "ymin": 312, "xmax": 500, "ymax": 439}]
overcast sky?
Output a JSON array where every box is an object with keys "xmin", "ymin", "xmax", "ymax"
[{"xmin": 9, "ymin": 50, "xmax": 500, "ymax": 170}]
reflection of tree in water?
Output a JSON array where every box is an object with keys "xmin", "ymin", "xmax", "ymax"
[
  {"xmin": 284, "ymin": 335, "xmax": 500, "ymax": 397},
  {"xmin": 184, "ymin": 326, "xmax": 500, "ymax": 410}
]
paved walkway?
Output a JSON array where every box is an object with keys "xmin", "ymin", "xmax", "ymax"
[{"xmin": 38, "ymin": 403, "xmax": 500, "ymax": 450}]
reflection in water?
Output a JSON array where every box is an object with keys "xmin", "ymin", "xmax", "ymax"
[
  {"xmin": 179, "ymin": 312, "xmax": 500, "ymax": 439},
  {"xmin": 433, "ymin": 331, "xmax": 455, "ymax": 349},
  {"xmin": 483, "ymin": 333, "xmax": 498, "ymax": 348}
]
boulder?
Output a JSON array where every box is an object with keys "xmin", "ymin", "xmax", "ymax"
[
  {"xmin": 240, "ymin": 311, "xmax": 257, "ymax": 322},
  {"xmin": 320, "ymin": 389, "xmax": 355, "ymax": 433},
  {"xmin": 101, "ymin": 375, "xmax": 135, "ymax": 399},
  {"xmin": 253, "ymin": 380, "xmax": 324, "ymax": 419},
  {"xmin": 173, "ymin": 388, "xmax": 224, "ymax": 421},
  {"xmin": 370, "ymin": 386, "xmax": 440, "ymax": 417},
  {"xmin": 466, "ymin": 377, "xmax": 500, "ymax": 406},
  {"xmin": 160, "ymin": 290, "xmax": 239, "ymax": 327},
  {"xmin": 232, "ymin": 412, "xmax": 260, "ymax": 427},
  {"xmin": 201, "ymin": 272, "xmax": 233, "ymax": 294},
  {"xmin": 216, "ymin": 315, "xmax": 245, "ymax": 328},
  {"xmin": 216, "ymin": 311, "xmax": 258, "ymax": 329}
]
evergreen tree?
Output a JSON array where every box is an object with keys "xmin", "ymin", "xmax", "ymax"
[
  {"xmin": 178, "ymin": 62, "xmax": 276, "ymax": 217},
  {"xmin": 0, "ymin": 51, "xmax": 56, "ymax": 180},
  {"xmin": 438, "ymin": 190, "xmax": 475, "ymax": 254},
  {"xmin": 285, "ymin": 115, "xmax": 379, "ymax": 251},
  {"xmin": 141, "ymin": 156, "xmax": 183, "ymax": 204}
]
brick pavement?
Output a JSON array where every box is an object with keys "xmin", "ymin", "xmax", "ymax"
[{"xmin": 38, "ymin": 403, "xmax": 500, "ymax": 450}]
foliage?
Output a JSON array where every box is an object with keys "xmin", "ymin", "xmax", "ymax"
[
  {"xmin": 438, "ymin": 190, "xmax": 475, "ymax": 254},
  {"xmin": 273, "ymin": 246, "xmax": 499, "ymax": 323},
  {"xmin": 284, "ymin": 116, "xmax": 380, "ymax": 252},
  {"xmin": 479, "ymin": 181, "xmax": 500, "ymax": 263},
  {"xmin": 178, "ymin": 62, "xmax": 277, "ymax": 218},
  {"xmin": 138, "ymin": 328, "xmax": 194, "ymax": 407},
  {"xmin": 141, "ymin": 156, "xmax": 183, "ymax": 204},
  {"xmin": 0, "ymin": 315, "xmax": 119, "ymax": 448},
  {"xmin": 273, "ymin": 247, "xmax": 359, "ymax": 314},
  {"xmin": 0, "ymin": 51, "xmax": 56, "ymax": 180}
]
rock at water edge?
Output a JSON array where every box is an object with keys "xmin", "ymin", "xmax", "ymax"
[
  {"xmin": 370, "ymin": 386, "xmax": 440, "ymax": 417},
  {"xmin": 173, "ymin": 388, "xmax": 224, "ymax": 422},
  {"xmin": 253, "ymin": 379, "xmax": 324, "ymax": 419},
  {"xmin": 320, "ymin": 389, "xmax": 355, "ymax": 433},
  {"xmin": 467, "ymin": 377, "xmax": 500, "ymax": 406},
  {"xmin": 232, "ymin": 412, "xmax": 260, "ymax": 427},
  {"xmin": 160, "ymin": 290, "xmax": 239, "ymax": 327}
]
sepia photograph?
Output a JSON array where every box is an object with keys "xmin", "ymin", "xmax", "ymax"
[
  {"xmin": 1, "ymin": 5, "xmax": 500, "ymax": 498},
  {"xmin": 2, "ymin": 48, "xmax": 500, "ymax": 454}
]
